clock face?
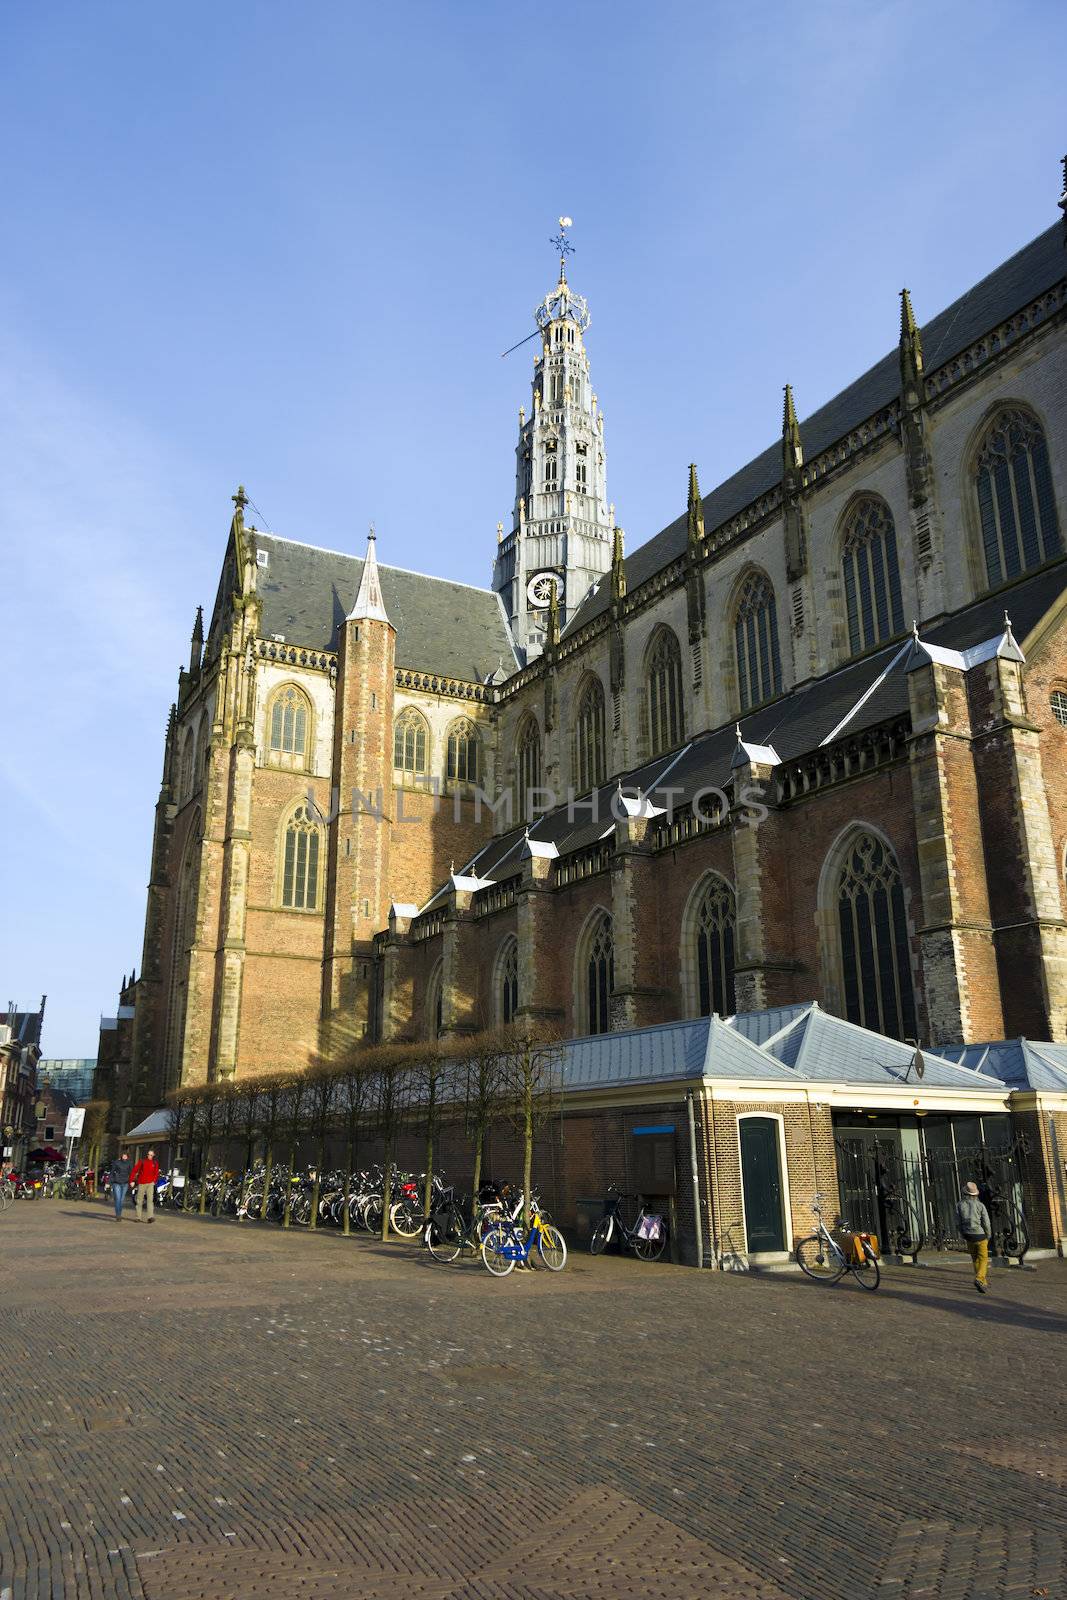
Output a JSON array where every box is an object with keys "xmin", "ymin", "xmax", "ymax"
[{"xmin": 526, "ymin": 571, "xmax": 559, "ymax": 610}]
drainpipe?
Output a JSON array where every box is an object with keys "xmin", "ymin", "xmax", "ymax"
[{"xmin": 686, "ymin": 1091, "xmax": 704, "ymax": 1270}]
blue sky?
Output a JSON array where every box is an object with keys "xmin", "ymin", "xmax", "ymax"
[{"xmin": 2, "ymin": 0, "xmax": 1064, "ymax": 1056}]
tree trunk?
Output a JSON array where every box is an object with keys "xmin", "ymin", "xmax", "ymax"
[
  {"xmin": 423, "ymin": 1080, "xmax": 436, "ymax": 1215},
  {"xmin": 309, "ymin": 1128, "xmax": 326, "ymax": 1231},
  {"xmin": 259, "ymin": 1143, "xmax": 274, "ymax": 1221},
  {"xmin": 472, "ymin": 1122, "xmax": 484, "ymax": 1216},
  {"xmin": 282, "ymin": 1140, "xmax": 297, "ymax": 1228},
  {"xmin": 523, "ymin": 1079, "xmax": 533, "ymax": 1230},
  {"xmin": 342, "ymin": 1126, "xmax": 352, "ymax": 1237},
  {"xmin": 381, "ymin": 1138, "xmax": 393, "ymax": 1241}
]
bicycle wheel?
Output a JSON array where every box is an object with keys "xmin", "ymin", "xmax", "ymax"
[
  {"xmin": 536, "ymin": 1224, "xmax": 567, "ymax": 1272},
  {"xmin": 633, "ymin": 1226, "xmax": 667, "ymax": 1263},
  {"xmin": 795, "ymin": 1234, "xmax": 847, "ymax": 1283},
  {"xmin": 589, "ymin": 1216, "xmax": 613, "ymax": 1256},
  {"xmin": 853, "ymin": 1251, "xmax": 881, "ymax": 1291},
  {"xmin": 389, "ymin": 1200, "xmax": 424, "ymax": 1240},
  {"xmin": 426, "ymin": 1208, "xmax": 464, "ymax": 1264},
  {"xmin": 481, "ymin": 1226, "xmax": 516, "ymax": 1277}
]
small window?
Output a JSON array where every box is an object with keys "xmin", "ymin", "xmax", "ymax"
[
  {"xmin": 446, "ymin": 720, "xmax": 480, "ymax": 784},
  {"xmin": 45, "ymin": 1125, "xmax": 54, "ymax": 1140},
  {"xmin": 268, "ymin": 686, "xmax": 311, "ymax": 768},
  {"xmin": 393, "ymin": 709, "xmax": 429, "ymax": 776},
  {"xmin": 1052, "ymin": 691, "xmax": 1067, "ymax": 728}
]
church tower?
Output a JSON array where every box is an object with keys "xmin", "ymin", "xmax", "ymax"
[{"xmin": 493, "ymin": 230, "xmax": 613, "ymax": 659}]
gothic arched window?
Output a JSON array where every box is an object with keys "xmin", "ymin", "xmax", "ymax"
[
  {"xmin": 691, "ymin": 876, "xmax": 736, "ymax": 1018},
  {"xmin": 841, "ymin": 498, "xmax": 905, "ymax": 655},
  {"xmin": 426, "ymin": 962, "xmax": 443, "ymax": 1041},
  {"xmin": 574, "ymin": 675, "xmax": 606, "ymax": 794},
  {"xmin": 178, "ymin": 730, "xmax": 194, "ymax": 803},
  {"xmin": 393, "ymin": 708, "xmax": 429, "ymax": 776},
  {"xmin": 496, "ymin": 936, "xmax": 519, "ymax": 1026},
  {"xmin": 973, "ymin": 408, "xmax": 1061, "ymax": 587},
  {"xmin": 281, "ymin": 804, "xmax": 322, "ymax": 911},
  {"xmin": 516, "ymin": 717, "xmax": 542, "ymax": 823},
  {"xmin": 268, "ymin": 684, "xmax": 311, "ymax": 769},
  {"xmin": 734, "ymin": 571, "xmax": 782, "ymax": 712},
  {"xmin": 834, "ymin": 831, "xmax": 916, "ymax": 1041},
  {"xmin": 646, "ymin": 628, "xmax": 684, "ymax": 757},
  {"xmin": 579, "ymin": 911, "xmax": 614, "ymax": 1036},
  {"xmin": 446, "ymin": 719, "xmax": 480, "ymax": 784},
  {"xmin": 193, "ymin": 718, "xmax": 208, "ymax": 788}
]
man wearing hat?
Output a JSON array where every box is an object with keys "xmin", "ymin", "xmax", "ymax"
[{"xmin": 956, "ymin": 1181, "xmax": 992, "ymax": 1293}]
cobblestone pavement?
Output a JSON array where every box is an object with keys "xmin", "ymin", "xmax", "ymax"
[{"xmin": 1, "ymin": 1204, "xmax": 1065, "ymax": 1600}]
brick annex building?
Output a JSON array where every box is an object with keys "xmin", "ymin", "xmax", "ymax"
[{"xmin": 117, "ymin": 180, "xmax": 1067, "ymax": 1235}]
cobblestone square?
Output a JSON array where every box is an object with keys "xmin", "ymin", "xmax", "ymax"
[{"xmin": 1, "ymin": 1205, "xmax": 1064, "ymax": 1599}]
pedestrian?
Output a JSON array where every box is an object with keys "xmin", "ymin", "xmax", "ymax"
[
  {"xmin": 110, "ymin": 1151, "xmax": 133, "ymax": 1221},
  {"xmin": 130, "ymin": 1149, "xmax": 160, "ymax": 1223},
  {"xmin": 956, "ymin": 1180, "xmax": 992, "ymax": 1293}
]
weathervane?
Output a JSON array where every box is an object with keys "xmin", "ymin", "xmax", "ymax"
[
  {"xmin": 549, "ymin": 216, "xmax": 574, "ymax": 271},
  {"xmin": 500, "ymin": 216, "xmax": 589, "ymax": 359}
]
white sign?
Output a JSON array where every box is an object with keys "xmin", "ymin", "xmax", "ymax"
[{"xmin": 64, "ymin": 1108, "xmax": 85, "ymax": 1139}]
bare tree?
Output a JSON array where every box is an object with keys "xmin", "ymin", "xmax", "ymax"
[
  {"xmin": 370, "ymin": 1043, "xmax": 416, "ymax": 1240},
  {"xmin": 196, "ymin": 1084, "xmax": 224, "ymax": 1214},
  {"xmin": 460, "ymin": 1032, "xmax": 507, "ymax": 1209},
  {"xmin": 281, "ymin": 1070, "xmax": 311, "ymax": 1230},
  {"xmin": 496, "ymin": 1025, "xmax": 565, "ymax": 1226},
  {"xmin": 256, "ymin": 1073, "xmax": 287, "ymax": 1221},
  {"xmin": 304, "ymin": 1062, "xmax": 338, "ymax": 1232},
  {"xmin": 409, "ymin": 1039, "xmax": 461, "ymax": 1214}
]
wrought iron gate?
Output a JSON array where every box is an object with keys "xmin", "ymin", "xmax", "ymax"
[{"xmin": 833, "ymin": 1132, "xmax": 1031, "ymax": 1261}]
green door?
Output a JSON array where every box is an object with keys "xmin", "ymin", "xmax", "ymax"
[{"xmin": 740, "ymin": 1117, "xmax": 786, "ymax": 1253}]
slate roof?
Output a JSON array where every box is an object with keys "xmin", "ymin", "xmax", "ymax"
[
  {"xmin": 432, "ymin": 560, "xmax": 1067, "ymax": 905},
  {"xmin": 0, "ymin": 1003, "xmax": 46, "ymax": 1049},
  {"xmin": 755, "ymin": 1004, "xmax": 1009, "ymax": 1092},
  {"xmin": 938, "ymin": 1040, "xmax": 1067, "ymax": 1093},
  {"xmin": 253, "ymin": 533, "xmax": 517, "ymax": 683},
  {"xmin": 567, "ymin": 223, "xmax": 1067, "ymax": 633},
  {"xmin": 121, "ymin": 1109, "xmax": 172, "ymax": 1142},
  {"xmin": 559, "ymin": 1013, "xmax": 824, "ymax": 1093}
]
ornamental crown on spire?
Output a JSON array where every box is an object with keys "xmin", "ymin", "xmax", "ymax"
[{"xmin": 535, "ymin": 217, "xmax": 590, "ymax": 333}]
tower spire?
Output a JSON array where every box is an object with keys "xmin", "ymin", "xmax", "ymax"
[
  {"xmin": 493, "ymin": 219, "xmax": 612, "ymax": 661},
  {"xmin": 348, "ymin": 526, "xmax": 391, "ymax": 624}
]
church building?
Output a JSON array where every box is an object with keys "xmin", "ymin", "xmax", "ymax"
[{"xmin": 123, "ymin": 179, "xmax": 1067, "ymax": 1130}]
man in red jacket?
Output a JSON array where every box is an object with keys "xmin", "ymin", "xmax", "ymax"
[{"xmin": 130, "ymin": 1149, "xmax": 160, "ymax": 1223}]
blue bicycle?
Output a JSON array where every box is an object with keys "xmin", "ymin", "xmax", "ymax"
[{"xmin": 481, "ymin": 1209, "xmax": 568, "ymax": 1276}]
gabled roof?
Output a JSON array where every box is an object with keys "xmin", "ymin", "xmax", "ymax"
[
  {"xmin": 559, "ymin": 1012, "xmax": 809, "ymax": 1093},
  {"xmin": 253, "ymin": 533, "xmax": 516, "ymax": 682},
  {"xmin": 938, "ymin": 1040, "xmax": 1067, "ymax": 1093},
  {"xmin": 752, "ymin": 1004, "xmax": 1010, "ymax": 1091},
  {"xmin": 121, "ymin": 1109, "xmax": 171, "ymax": 1141},
  {"xmin": 567, "ymin": 223, "xmax": 1066, "ymax": 634}
]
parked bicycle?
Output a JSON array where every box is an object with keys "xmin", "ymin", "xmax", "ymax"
[
  {"xmin": 795, "ymin": 1194, "xmax": 880, "ymax": 1290},
  {"xmin": 481, "ymin": 1206, "xmax": 568, "ymax": 1276},
  {"xmin": 424, "ymin": 1183, "xmax": 543, "ymax": 1264},
  {"xmin": 589, "ymin": 1186, "xmax": 667, "ymax": 1261}
]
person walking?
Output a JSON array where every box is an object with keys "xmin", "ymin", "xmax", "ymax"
[
  {"xmin": 130, "ymin": 1149, "xmax": 160, "ymax": 1223},
  {"xmin": 110, "ymin": 1151, "xmax": 133, "ymax": 1221},
  {"xmin": 956, "ymin": 1180, "xmax": 992, "ymax": 1293}
]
